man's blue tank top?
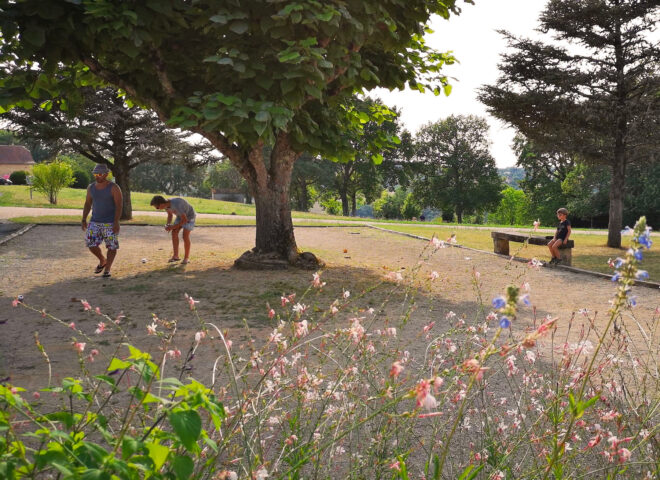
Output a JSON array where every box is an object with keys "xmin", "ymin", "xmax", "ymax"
[{"xmin": 89, "ymin": 182, "xmax": 116, "ymax": 223}]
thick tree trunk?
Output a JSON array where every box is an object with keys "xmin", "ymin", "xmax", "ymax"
[
  {"xmin": 456, "ymin": 210, "xmax": 463, "ymax": 224},
  {"xmin": 607, "ymin": 156, "xmax": 626, "ymax": 248},
  {"xmin": 230, "ymin": 134, "xmax": 322, "ymax": 269},
  {"xmin": 112, "ymin": 160, "xmax": 133, "ymax": 221},
  {"xmin": 340, "ymin": 189, "xmax": 349, "ymax": 216}
]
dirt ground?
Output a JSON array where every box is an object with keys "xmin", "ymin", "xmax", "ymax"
[{"xmin": 1, "ymin": 225, "xmax": 659, "ymax": 392}]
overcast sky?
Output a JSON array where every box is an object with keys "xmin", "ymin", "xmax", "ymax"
[{"xmin": 373, "ymin": 0, "xmax": 548, "ymax": 168}]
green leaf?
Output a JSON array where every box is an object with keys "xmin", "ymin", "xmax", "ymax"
[
  {"xmin": 168, "ymin": 410, "xmax": 201, "ymax": 452},
  {"xmin": 209, "ymin": 14, "xmax": 228, "ymax": 24},
  {"xmin": 278, "ymin": 51, "xmax": 301, "ymax": 63},
  {"xmin": 229, "ymin": 21, "xmax": 248, "ymax": 35},
  {"xmin": 255, "ymin": 111, "xmax": 270, "ymax": 123},
  {"xmin": 457, "ymin": 463, "xmax": 484, "ymax": 480},
  {"xmin": 443, "ymin": 84, "xmax": 452, "ymax": 96},
  {"xmin": 172, "ymin": 454, "xmax": 194, "ymax": 480},
  {"xmin": 108, "ymin": 358, "xmax": 131, "ymax": 372},
  {"xmin": 145, "ymin": 442, "xmax": 169, "ymax": 470}
]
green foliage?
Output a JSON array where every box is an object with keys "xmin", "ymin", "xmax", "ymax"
[
  {"xmin": 204, "ymin": 161, "xmax": 247, "ymax": 192},
  {"xmin": 412, "ymin": 115, "xmax": 503, "ymax": 223},
  {"xmin": 401, "ymin": 193, "xmax": 422, "ymax": 220},
  {"xmin": 489, "ymin": 187, "xmax": 531, "ymax": 226},
  {"xmin": 373, "ymin": 188, "xmax": 408, "ymax": 219},
  {"xmin": 70, "ymin": 169, "xmax": 90, "ymax": 189},
  {"xmin": 8, "ymin": 170, "xmax": 28, "ymax": 185},
  {"xmin": 320, "ymin": 195, "xmax": 342, "ymax": 216},
  {"xmin": 30, "ymin": 160, "xmax": 74, "ymax": 204}
]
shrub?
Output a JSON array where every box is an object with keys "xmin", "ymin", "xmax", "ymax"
[
  {"xmin": 71, "ymin": 169, "xmax": 91, "ymax": 189},
  {"xmin": 3, "ymin": 218, "xmax": 657, "ymax": 479},
  {"xmin": 8, "ymin": 170, "xmax": 28, "ymax": 185},
  {"xmin": 31, "ymin": 160, "xmax": 74, "ymax": 204}
]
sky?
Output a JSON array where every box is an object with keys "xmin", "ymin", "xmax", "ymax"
[{"xmin": 373, "ymin": 1, "xmax": 548, "ymax": 168}]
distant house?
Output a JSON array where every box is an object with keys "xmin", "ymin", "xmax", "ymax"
[
  {"xmin": 0, "ymin": 145, "xmax": 35, "ymax": 177},
  {"xmin": 211, "ymin": 188, "xmax": 248, "ymax": 204}
]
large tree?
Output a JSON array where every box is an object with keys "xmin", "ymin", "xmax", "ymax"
[
  {"xmin": 2, "ymin": 87, "xmax": 209, "ymax": 219},
  {"xmin": 0, "ymin": 0, "xmax": 466, "ymax": 268},
  {"xmin": 480, "ymin": 0, "xmax": 660, "ymax": 247},
  {"xmin": 412, "ymin": 115, "xmax": 503, "ymax": 223}
]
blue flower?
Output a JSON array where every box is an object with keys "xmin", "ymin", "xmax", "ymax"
[
  {"xmin": 614, "ymin": 258, "xmax": 625, "ymax": 268},
  {"xmin": 521, "ymin": 294, "xmax": 531, "ymax": 306},
  {"xmin": 492, "ymin": 296, "xmax": 506, "ymax": 309},
  {"xmin": 636, "ymin": 270, "xmax": 649, "ymax": 280},
  {"xmin": 628, "ymin": 296, "xmax": 637, "ymax": 307},
  {"xmin": 499, "ymin": 316, "xmax": 511, "ymax": 328},
  {"xmin": 637, "ymin": 234, "xmax": 653, "ymax": 250},
  {"xmin": 633, "ymin": 249, "xmax": 643, "ymax": 261},
  {"xmin": 612, "ymin": 273, "xmax": 621, "ymax": 282},
  {"xmin": 621, "ymin": 226, "xmax": 633, "ymax": 235}
]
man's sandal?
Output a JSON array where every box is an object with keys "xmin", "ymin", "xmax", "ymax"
[
  {"xmin": 168, "ymin": 257, "xmax": 181, "ymax": 263},
  {"xmin": 94, "ymin": 263, "xmax": 106, "ymax": 274},
  {"xmin": 102, "ymin": 271, "xmax": 112, "ymax": 278}
]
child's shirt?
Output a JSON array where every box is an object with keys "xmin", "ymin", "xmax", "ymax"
[{"xmin": 556, "ymin": 219, "xmax": 571, "ymax": 239}]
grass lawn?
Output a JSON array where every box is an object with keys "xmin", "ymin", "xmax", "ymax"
[
  {"xmin": 9, "ymin": 215, "xmax": 359, "ymax": 227},
  {"xmin": 379, "ymin": 224, "xmax": 660, "ymax": 282}
]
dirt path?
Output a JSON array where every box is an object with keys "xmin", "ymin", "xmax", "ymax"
[{"xmin": 1, "ymin": 225, "xmax": 658, "ymax": 392}]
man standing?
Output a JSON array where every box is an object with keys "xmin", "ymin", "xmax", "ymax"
[{"xmin": 81, "ymin": 164, "xmax": 123, "ymax": 278}]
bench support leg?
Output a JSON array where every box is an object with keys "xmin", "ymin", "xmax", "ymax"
[
  {"xmin": 493, "ymin": 238, "xmax": 509, "ymax": 256},
  {"xmin": 559, "ymin": 249, "xmax": 572, "ymax": 266}
]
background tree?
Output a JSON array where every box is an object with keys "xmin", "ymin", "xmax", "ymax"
[
  {"xmin": 561, "ymin": 163, "xmax": 610, "ymax": 227},
  {"xmin": 2, "ymin": 87, "xmax": 210, "ymax": 219},
  {"xmin": 0, "ymin": 0, "xmax": 465, "ymax": 268},
  {"xmin": 373, "ymin": 188, "xmax": 408, "ymax": 220},
  {"xmin": 329, "ymin": 98, "xmax": 401, "ymax": 216},
  {"xmin": 514, "ymin": 135, "xmax": 574, "ymax": 226},
  {"xmin": 132, "ymin": 162, "xmax": 208, "ymax": 197},
  {"xmin": 289, "ymin": 154, "xmax": 334, "ymax": 212},
  {"xmin": 412, "ymin": 115, "xmax": 503, "ymax": 223},
  {"xmin": 489, "ymin": 186, "xmax": 531, "ymax": 226},
  {"xmin": 480, "ymin": 0, "xmax": 660, "ymax": 247},
  {"xmin": 31, "ymin": 160, "xmax": 74, "ymax": 204},
  {"xmin": 203, "ymin": 160, "xmax": 250, "ymax": 202}
]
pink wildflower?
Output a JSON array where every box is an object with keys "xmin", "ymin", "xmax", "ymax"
[
  {"xmin": 390, "ymin": 361, "xmax": 404, "ymax": 378},
  {"xmin": 73, "ymin": 342, "xmax": 86, "ymax": 353},
  {"xmin": 68, "ymin": 322, "xmax": 76, "ymax": 329},
  {"xmin": 618, "ymin": 448, "xmax": 632, "ymax": 463},
  {"xmin": 430, "ymin": 236, "xmax": 446, "ymax": 249},
  {"xmin": 429, "ymin": 271, "xmax": 439, "ymax": 281},
  {"xmin": 312, "ymin": 272, "xmax": 326, "ymax": 288},
  {"xmin": 184, "ymin": 293, "xmax": 199, "ymax": 310},
  {"xmin": 95, "ymin": 307, "xmax": 102, "ymax": 315},
  {"xmin": 268, "ymin": 308, "xmax": 275, "ymax": 319},
  {"xmin": 147, "ymin": 322, "xmax": 158, "ymax": 335},
  {"xmin": 384, "ymin": 271, "xmax": 403, "ymax": 283},
  {"xmin": 91, "ymin": 349, "xmax": 99, "ymax": 356},
  {"xmin": 415, "ymin": 379, "xmax": 437, "ymax": 410},
  {"xmin": 166, "ymin": 349, "xmax": 181, "ymax": 359},
  {"xmin": 586, "ymin": 433, "xmax": 602, "ymax": 449},
  {"xmin": 349, "ymin": 318, "xmax": 365, "ymax": 343},
  {"xmin": 81, "ymin": 299, "xmax": 91, "ymax": 311},
  {"xmin": 463, "ymin": 358, "xmax": 488, "ymax": 381},
  {"xmin": 432, "ymin": 376, "xmax": 444, "ymax": 393},
  {"xmin": 292, "ymin": 303, "xmax": 308, "ymax": 315},
  {"xmin": 295, "ymin": 320, "xmax": 309, "ymax": 337},
  {"xmin": 281, "ymin": 296, "xmax": 290, "ymax": 307},
  {"xmin": 33, "ymin": 391, "xmax": 40, "ymax": 399},
  {"xmin": 528, "ymin": 258, "xmax": 543, "ymax": 269},
  {"xmin": 12, "ymin": 299, "xmax": 19, "ymax": 307},
  {"xmin": 330, "ymin": 304, "xmax": 339, "ymax": 315},
  {"xmin": 389, "ymin": 461, "xmax": 401, "ymax": 472},
  {"xmin": 423, "ymin": 321, "xmax": 435, "ymax": 333},
  {"xmin": 95, "ymin": 322, "xmax": 106, "ymax": 334},
  {"xmin": 342, "ymin": 290, "xmax": 350, "ymax": 299},
  {"xmin": 194, "ymin": 331, "xmax": 206, "ymax": 344}
]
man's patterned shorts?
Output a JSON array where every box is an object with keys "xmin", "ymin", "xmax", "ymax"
[{"xmin": 85, "ymin": 222, "xmax": 119, "ymax": 249}]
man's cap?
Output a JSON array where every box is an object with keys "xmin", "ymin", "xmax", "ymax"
[{"xmin": 92, "ymin": 164, "xmax": 110, "ymax": 174}]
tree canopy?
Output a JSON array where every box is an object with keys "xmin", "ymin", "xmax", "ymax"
[
  {"xmin": 0, "ymin": 0, "xmax": 468, "ymax": 266},
  {"xmin": 412, "ymin": 115, "xmax": 503, "ymax": 223}
]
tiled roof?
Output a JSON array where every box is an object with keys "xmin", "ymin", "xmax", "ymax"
[{"xmin": 0, "ymin": 145, "xmax": 35, "ymax": 165}]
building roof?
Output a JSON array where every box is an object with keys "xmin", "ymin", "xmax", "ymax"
[{"xmin": 0, "ymin": 145, "xmax": 35, "ymax": 165}]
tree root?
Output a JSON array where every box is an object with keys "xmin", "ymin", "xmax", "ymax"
[{"xmin": 233, "ymin": 250, "xmax": 324, "ymax": 270}]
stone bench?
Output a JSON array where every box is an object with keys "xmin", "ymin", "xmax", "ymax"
[{"xmin": 491, "ymin": 231, "xmax": 574, "ymax": 265}]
